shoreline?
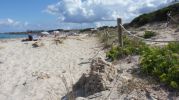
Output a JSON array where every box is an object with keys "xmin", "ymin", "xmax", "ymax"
[{"xmin": 0, "ymin": 37, "xmax": 27, "ymax": 43}]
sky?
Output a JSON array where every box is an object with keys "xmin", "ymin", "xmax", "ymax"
[{"xmin": 0, "ymin": 0, "xmax": 177, "ymax": 32}]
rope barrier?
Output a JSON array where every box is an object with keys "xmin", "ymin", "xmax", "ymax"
[
  {"xmin": 119, "ymin": 24, "xmax": 179, "ymax": 43},
  {"xmin": 168, "ymin": 14, "xmax": 179, "ymax": 24},
  {"xmin": 119, "ymin": 24, "xmax": 146, "ymax": 40}
]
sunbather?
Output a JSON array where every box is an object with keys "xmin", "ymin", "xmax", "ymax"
[{"xmin": 22, "ymin": 32, "xmax": 39, "ymax": 42}]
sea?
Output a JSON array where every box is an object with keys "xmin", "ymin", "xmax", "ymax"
[{"xmin": 0, "ymin": 33, "xmax": 28, "ymax": 39}]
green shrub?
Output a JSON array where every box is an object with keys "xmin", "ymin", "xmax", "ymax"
[
  {"xmin": 106, "ymin": 46, "xmax": 120, "ymax": 61},
  {"xmin": 105, "ymin": 33, "xmax": 179, "ymax": 89},
  {"xmin": 106, "ymin": 36, "xmax": 149, "ymax": 60},
  {"xmin": 167, "ymin": 42, "xmax": 179, "ymax": 53},
  {"xmin": 140, "ymin": 42, "xmax": 179, "ymax": 89},
  {"xmin": 170, "ymin": 81, "xmax": 178, "ymax": 89},
  {"xmin": 143, "ymin": 31, "xmax": 156, "ymax": 39}
]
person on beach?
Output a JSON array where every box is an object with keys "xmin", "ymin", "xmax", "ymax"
[
  {"xmin": 28, "ymin": 32, "xmax": 33, "ymax": 41},
  {"xmin": 22, "ymin": 31, "xmax": 37, "ymax": 42}
]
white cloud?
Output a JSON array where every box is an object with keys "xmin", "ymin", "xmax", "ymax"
[
  {"xmin": 45, "ymin": 0, "xmax": 173, "ymax": 23},
  {"xmin": 0, "ymin": 18, "xmax": 21, "ymax": 26},
  {"xmin": 0, "ymin": 18, "xmax": 31, "ymax": 32},
  {"xmin": 0, "ymin": 18, "xmax": 30, "ymax": 28}
]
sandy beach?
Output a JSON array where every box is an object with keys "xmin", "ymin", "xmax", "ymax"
[
  {"xmin": 0, "ymin": 34, "xmax": 105, "ymax": 100},
  {"xmin": 0, "ymin": 30, "xmax": 178, "ymax": 100},
  {"xmin": 0, "ymin": 1, "xmax": 179, "ymax": 100}
]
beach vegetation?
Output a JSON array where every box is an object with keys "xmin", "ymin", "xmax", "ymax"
[
  {"xmin": 140, "ymin": 42, "xmax": 179, "ymax": 89},
  {"xmin": 129, "ymin": 3, "xmax": 179, "ymax": 27},
  {"xmin": 105, "ymin": 34, "xmax": 179, "ymax": 89},
  {"xmin": 96, "ymin": 28, "xmax": 118, "ymax": 48},
  {"xmin": 143, "ymin": 31, "xmax": 156, "ymax": 39},
  {"xmin": 106, "ymin": 36, "xmax": 149, "ymax": 60}
]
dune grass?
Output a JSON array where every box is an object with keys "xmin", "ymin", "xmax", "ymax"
[{"xmin": 96, "ymin": 28, "xmax": 118, "ymax": 48}]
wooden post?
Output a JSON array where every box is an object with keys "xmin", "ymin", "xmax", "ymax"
[{"xmin": 117, "ymin": 18, "xmax": 123, "ymax": 47}]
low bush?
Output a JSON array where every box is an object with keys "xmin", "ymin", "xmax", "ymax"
[
  {"xmin": 106, "ymin": 36, "xmax": 179, "ymax": 89},
  {"xmin": 106, "ymin": 36, "xmax": 149, "ymax": 60},
  {"xmin": 143, "ymin": 31, "xmax": 156, "ymax": 39},
  {"xmin": 140, "ymin": 42, "xmax": 179, "ymax": 89}
]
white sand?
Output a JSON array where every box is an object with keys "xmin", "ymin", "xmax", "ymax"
[{"xmin": 0, "ymin": 34, "xmax": 105, "ymax": 100}]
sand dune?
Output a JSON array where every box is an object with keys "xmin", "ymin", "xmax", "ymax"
[{"xmin": 0, "ymin": 34, "xmax": 105, "ymax": 100}]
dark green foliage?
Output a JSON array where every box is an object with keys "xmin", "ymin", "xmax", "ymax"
[
  {"xmin": 140, "ymin": 42, "xmax": 179, "ymax": 89},
  {"xmin": 130, "ymin": 3, "xmax": 179, "ymax": 27},
  {"xmin": 143, "ymin": 31, "xmax": 156, "ymax": 39},
  {"xmin": 170, "ymin": 81, "xmax": 178, "ymax": 89},
  {"xmin": 80, "ymin": 28, "xmax": 94, "ymax": 33},
  {"xmin": 97, "ymin": 26, "xmax": 110, "ymax": 30},
  {"xmin": 106, "ymin": 36, "xmax": 149, "ymax": 60}
]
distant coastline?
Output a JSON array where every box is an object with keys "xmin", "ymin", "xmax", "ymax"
[{"xmin": 0, "ymin": 26, "xmax": 117, "ymax": 39}]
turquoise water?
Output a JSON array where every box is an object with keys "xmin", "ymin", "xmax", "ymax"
[{"xmin": 0, "ymin": 33, "xmax": 28, "ymax": 39}]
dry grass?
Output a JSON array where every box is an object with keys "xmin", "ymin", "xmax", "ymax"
[
  {"xmin": 54, "ymin": 40, "xmax": 63, "ymax": 45},
  {"xmin": 32, "ymin": 42, "xmax": 45, "ymax": 48},
  {"xmin": 53, "ymin": 37, "xmax": 65, "ymax": 45},
  {"xmin": 75, "ymin": 38, "xmax": 83, "ymax": 41},
  {"xmin": 96, "ymin": 28, "xmax": 118, "ymax": 48},
  {"xmin": 0, "ymin": 46, "xmax": 5, "ymax": 49}
]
